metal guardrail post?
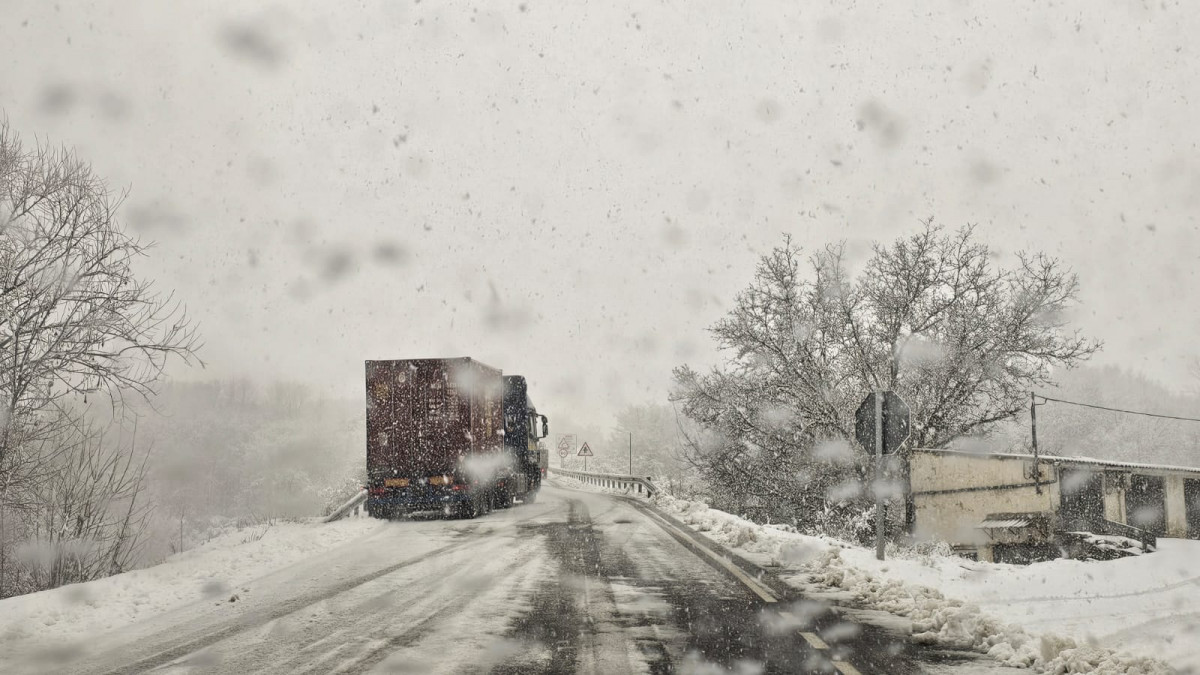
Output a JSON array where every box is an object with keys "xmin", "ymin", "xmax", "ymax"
[{"xmin": 323, "ymin": 488, "xmax": 368, "ymax": 523}]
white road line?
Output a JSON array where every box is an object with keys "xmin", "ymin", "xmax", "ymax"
[
  {"xmin": 800, "ymin": 631, "xmax": 829, "ymax": 650},
  {"xmin": 637, "ymin": 505, "xmax": 779, "ymax": 604},
  {"xmin": 833, "ymin": 660, "xmax": 863, "ymax": 675}
]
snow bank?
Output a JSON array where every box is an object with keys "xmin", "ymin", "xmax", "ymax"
[
  {"xmin": 0, "ymin": 516, "xmax": 380, "ymax": 656},
  {"xmin": 642, "ymin": 493, "xmax": 1181, "ymax": 674}
]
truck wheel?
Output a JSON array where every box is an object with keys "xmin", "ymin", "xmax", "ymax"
[
  {"xmin": 494, "ymin": 485, "xmax": 513, "ymax": 510},
  {"xmin": 459, "ymin": 493, "xmax": 488, "ymax": 519}
]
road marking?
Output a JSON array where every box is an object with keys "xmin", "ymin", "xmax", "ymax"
[
  {"xmin": 833, "ymin": 660, "xmax": 863, "ymax": 675},
  {"xmin": 800, "ymin": 631, "xmax": 829, "ymax": 650},
  {"xmin": 635, "ymin": 505, "xmax": 779, "ymax": 603}
]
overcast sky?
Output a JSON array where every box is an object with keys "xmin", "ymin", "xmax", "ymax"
[{"xmin": 2, "ymin": 0, "xmax": 1198, "ymax": 425}]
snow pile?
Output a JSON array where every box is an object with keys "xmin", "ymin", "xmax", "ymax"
[
  {"xmin": 643, "ymin": 492, "xmax": 1181, "ymax": 674},
  {"xmin": 0, "ymin": 516, "xmax": 380, "ymax": 656},
  {"xmin": 652, "ymin": 493, "xmax": 844, "ymax": 562},
  {"xmin": 807, "ymin": 547, "xmax": 1169, "ymax": 674},
  {"xmin": 1062, "ymin": 531, "xmax": 1150, "ymax": 557}
]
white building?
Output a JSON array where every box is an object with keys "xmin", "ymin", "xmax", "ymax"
[{"xmin": 907, "ymin": 448, "xmax": 1200, "ymax": 563}]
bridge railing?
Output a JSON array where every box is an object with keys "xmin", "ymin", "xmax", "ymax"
[
  {"xmin": 549, "ymin": 467, "xmax": 658, "ymax": 498},
  {"xmin": 323, "ymin": 488, "xmax": 367, "ymax": 523}
]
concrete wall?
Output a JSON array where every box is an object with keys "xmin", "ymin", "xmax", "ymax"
[
  {"xmin": 1101, "ymin": 471, "xmax": 1188, "ymax": 537},
  {"xmin": 910, "ymin": 450, "xmax": 1050, "ymax": 492},
  {"xmin": 1103, "ymin": 473, "xmax": 1125, "ymax": 523},
  {"xmin": 913, "ymin": 485, "xmax": 1057, "ymax": 546},
  {"xmin": 1166, "ymin": 475, "xmax": 1187, "ymax": 538},
  {"xmin": 912, "ymin": 451, "xmax": 1200, "ymax": 551},
  {"xmin": 909, "ymin": 452, "xmax": 1058, "ymax": 549}
]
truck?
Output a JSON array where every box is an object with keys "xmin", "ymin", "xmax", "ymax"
[
  {"xmin": 499, "ymin": 375, "xmax": 550, "ymax": 504},
  {"xmin": 364, "ymin": 357, "xmax": 549, "ymax": 519}
]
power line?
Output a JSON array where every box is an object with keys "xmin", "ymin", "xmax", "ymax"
[{"xmin": 1035, "ymin": 394, "xmax": 1200, "ymax": 423}]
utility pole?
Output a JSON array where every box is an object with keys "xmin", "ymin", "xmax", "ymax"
[{"xmin": 1031, "ymin": 392, "xmax": 1041, "ymax": 494}]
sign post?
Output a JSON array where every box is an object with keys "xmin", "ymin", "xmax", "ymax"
[
  {"xmin": 874, "ymin": 392, "xmax": 884, "ymax": 561},
  {"xmin": 577, "ymin": 441, "xmax": 593, "ymax": 472},
  {"xmin": 557, "ymin": 434, "xmax": 577, "ymax": 467},
  {"xmin": 855, "ymin": 390, "xmax": 910, "ymax": 561},
  {"xmin": 556, "ymin": 435, "xmax": 572, "ymax": 467}
]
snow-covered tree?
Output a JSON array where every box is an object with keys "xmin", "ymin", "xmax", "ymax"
[
  {"xmin": 0, "ymin": 121, "xmax": 199, "ymax": 491},
  {"xmin": 0, "ymin": 121, "xmax": 199, "ymax": 596},
  {"xmin": 672, "ymin": 222, "xmax": 1099, "ymax": 534}
]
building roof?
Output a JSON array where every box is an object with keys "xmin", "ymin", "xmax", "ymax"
[
  {"xmin": 978, "ymin": 516, "xmax": 1033, "ymax": 529},
  {"xmin": 977, "ymin": 511, "xmax": 1053, "ymax": 529},
  {"xmin": 915, "ymin": 447, "xmax": 1200, "ymax": 478}
]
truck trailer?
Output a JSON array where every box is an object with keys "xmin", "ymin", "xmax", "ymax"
[{"xmin": 364, "ymin": 357, "xmax": 548, "ymax": 519}]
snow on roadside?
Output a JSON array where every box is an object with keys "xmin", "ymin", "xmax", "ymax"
[
  {"xmin": 0, "ymin": 516, "xmax": 381, "ymax": 655},
  {"xmin": 642, "ymin": 492, "xmax": 1178, "ymax": 674}
]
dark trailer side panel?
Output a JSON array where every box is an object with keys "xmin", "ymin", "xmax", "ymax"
[{"xmin": 365, "ymin": 358, "xmax": 503, "ymax": 482}]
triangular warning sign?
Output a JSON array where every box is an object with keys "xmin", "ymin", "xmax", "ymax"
[{"xmin": 577, "ymin": 441, "xmax": 593, "ymax": 457}]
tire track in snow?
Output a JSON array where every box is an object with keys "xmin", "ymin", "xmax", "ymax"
[
  {"xmin": 92, "ymin": 503, "xmax": 560, "ymax": 675},
  {"xmin": 974, "ymin": 573, "xmax": 1200, "ymax": 605},
  {"xmin": 296, "ymin": 536, "xmax": 546, "ymax": 674}
]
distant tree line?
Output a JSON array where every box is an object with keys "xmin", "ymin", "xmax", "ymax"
[{"xmin": 136, "ymin": 378, "xmax": 364, "ymax": 557}]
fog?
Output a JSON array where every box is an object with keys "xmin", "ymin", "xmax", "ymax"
[
  {"xmin": 7, "ymin": 5, "xmax": 1200, "ymax": 673},
  {"xmin": 5, "ymin": 0, "xmax": 1200, "ymax": 570},
  {"xmin": 3, "ymin": 0, "xmax": 1199, "ymax": 431}
]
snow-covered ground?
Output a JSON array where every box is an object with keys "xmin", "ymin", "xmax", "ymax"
[
  {"xmin": 645, "ymin": 492, "xmax": 1193, "ymax": 674},
  {"xmin": 4, "ymin": 474, "xmax": 1194, "ymax": 674},
  {"xmin": 0, "ymin": 515, "xmax": 381, "ymax": 659}
]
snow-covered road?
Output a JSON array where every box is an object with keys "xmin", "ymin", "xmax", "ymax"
[{"xmin": 4, "ymin": 483, "xmax": 983, "ymax": 674}]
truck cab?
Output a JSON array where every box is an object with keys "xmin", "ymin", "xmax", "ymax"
[{"xmin": 502, "ymin": 375, "xmax": 549, "ymax": 502}]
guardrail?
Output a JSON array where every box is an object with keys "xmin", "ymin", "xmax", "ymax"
[
  {"xmin": 323, "ymin": 488, "xmax": 368, "ymax": 522},
  {"xmin": 1100, "ymin": 518, "xmax": 1157, "ymax": 551},
  {"xmin": 549, "ymin": 467, "xmax": 658, "ymax": 497}
]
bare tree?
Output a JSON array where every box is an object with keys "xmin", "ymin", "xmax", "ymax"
[
  {"xmin": 0, "ymin": 120, "xmax": 200, "ymax": 485},
  {"xmin": 672, "ymin": 222, "xmax": 1100, "ymax": 532},
  {"xmin": 14, "ymin": 416, "xmax": 154, "ymax": 591},
  {"xmin": 0, "ymin": 120, "xmax": 199, "ymax": 595}
]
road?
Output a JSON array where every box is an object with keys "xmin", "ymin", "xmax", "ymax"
[{"xmin": 26, "ymin": 483, "xmax": 974, "ymax": 674}]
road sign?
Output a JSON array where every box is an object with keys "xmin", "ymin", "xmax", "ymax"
[
  {"xmin": 557, "ymin": 435, "xmax": 572, "ymax": 451},
  {"xmin": 854, "ymin": 391, "xmax": 910, "ymax": 455},
  {"xmin": 577, "ymin": 442, "xmax": 594, "ymax": 457},
  {"xmin": 557, "ymin": 447, "xmax": 568, "ymax": 458}
]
